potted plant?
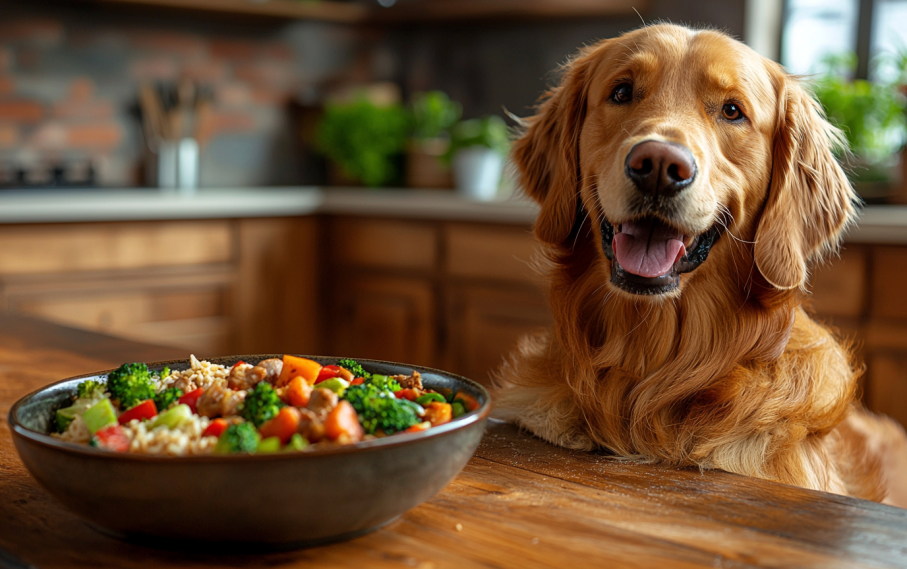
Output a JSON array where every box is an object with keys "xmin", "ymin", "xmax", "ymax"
[
  {"xmin": 447, "ymin": 115, "xmax": 510, "ymax": 200},
  {"xmin": 315, "ymin": 97, "xmax": 409, "ymax": 187},
  {"xmin": 406, "ymin": 91, "xmax": 462, "ymax": 188},
  {"xmin": 812, "ymin": 53, "xmax": 907, "ymax": 202}
]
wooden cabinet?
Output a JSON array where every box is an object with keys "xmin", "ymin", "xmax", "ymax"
[
  {"xmin": 330, "ymin": 276, "xmax": 436, "ymax": 367},
  {"xmin": 0, "ymin": 217, "xmax": 321, "ymax": 358},
  {"xmin": 809, "ymin": 244, "xmax": 907, "ymax": 429},
  {"xmin": 446, "ymin": 285, "xmax": 551, "ymax": 384},
  {"xmin": 323, "ymin": 217, "xmax": 549, "ymax": 385}
]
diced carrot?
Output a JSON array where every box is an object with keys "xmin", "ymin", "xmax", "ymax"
[
  {"xmin": 424, "ymin": 402, "xmax": 452, "ymax": 426},
  {"xmin": 324, "ymin": 401, "xmax": 364, "ymax": 442},
  {"xmin": 287, "ymin": 376, "xmax": 312, "ymax": 407},
  {"xmin": 394, "ymin": 388, "xmax": 419, "ymax": 401},
  {"xmin": 404, "ymin": 421, "xmax": 431, "ymax": 433},
  {"xmin": 258, "ymin": 407, "xmax": 301, "ymax": 445},
  {"xmin": 202, "ymin": 418, "xmax": 228, "ymax": 439},
  {"xmin": 276, "ymin": 355, "xmax": 323, "ymax": 387}
]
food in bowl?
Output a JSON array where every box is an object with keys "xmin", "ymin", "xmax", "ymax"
[{"xmin": 51, "ymin": 354, "xmax": 480, "ymax": 456}]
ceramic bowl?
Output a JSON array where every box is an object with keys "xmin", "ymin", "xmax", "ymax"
[{"xmin": 9, "ymin": 355, "xmax": 490, "ymax": 550}]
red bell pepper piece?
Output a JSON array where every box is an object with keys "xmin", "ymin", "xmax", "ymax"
[
  {"xmin": 350, "ymin": 377, "xmax": 365, "ymax": 386},
  {"xmin": 117, "ymin": 399, "xmax": 157, "ymax": 424},
  {"xmin": 178, "ymin": 388, "xmax": 204, "ymax": 413},
  {"xmin": 394, "ymin": 388, "xmax": 419, "ymax": 401},
  {"xmin": 315, "ymin": 365, "xmax": 342, "ymax": 384},
  {"xmin": 93, "ymin": 425, "xmax": 130, "ymax": 452},
  {"xmin": 202, "ymin": 418, "xmax": 228, "ymax": 439}
]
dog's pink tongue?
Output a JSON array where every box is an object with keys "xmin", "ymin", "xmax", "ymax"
[{"xmin": 613, "ymin": 220, "xmax": 686, "ymax": 278}]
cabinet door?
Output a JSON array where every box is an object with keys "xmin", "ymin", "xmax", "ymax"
[
  {"xmin": 4, "ymin": 272, "xmax": 233, "ymax": 356},
  {"xmin": 330, "ymin": 276, "xmax": 435, "ymax": 367},
  {"xmin": 446, "ymin": 285, "xmax": 552, "ymax": 386}
]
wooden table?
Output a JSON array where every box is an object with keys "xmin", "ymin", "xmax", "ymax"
[{"xmin": 1, "ymin": 313, "xmax": 906, "ymax": 569}]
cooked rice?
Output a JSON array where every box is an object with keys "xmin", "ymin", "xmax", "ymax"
[
  {"xmin": 121, "ymin": 415, "xmax": 217, "ymax": 456},
  {"xmin": 53, "ymin": 414, "xmax": 91, "ymax": 444},
  {"xmin": 159, "ymin": 354, "xmax": 228, "ymax": 394}
]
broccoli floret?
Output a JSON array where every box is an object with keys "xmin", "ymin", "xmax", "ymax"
[
  {"xmin": 343, "ymin": 383, "xmax": 421, "ymax": 434},
  {"xmin": 153, "ymin": 387, "xmax": 183, "ymax": 412},
  {"xmin": 76, "ymin": 379, "xmax": 107, "ymax": 401},
  {"xmin": 337, "ymin": 358, "xmax": 371, "ymax": 380},
  {"xmin": 240, "ymin": 382, "xmax": 284, "ymax": 427},
  {"xmin": 214, "ymin": 422, "xmax": 260, "ymax": 454},
  {"xmin": 369, "ymin": 374, "xmax": 401, "ymax": 392},
  {"xmin": 106, "ymin": 362, "xmax": 156, "ymax": 409}
]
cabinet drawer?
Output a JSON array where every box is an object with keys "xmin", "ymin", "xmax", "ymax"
[
  {"xmin": 7, "ymin": 279, "xmax": 233, "ymax": 355},
  {"xmin": 808, "ymin": 245, "xmax": 866, "ymax": 318},
  {"xmin": 446, "ymin": 224, "xmax": 542, "ymax": 284},
  {"xmin": 0, "ymin": 221, "xmax": 233, "ymax": 275},
  {"xmin": 871, "ymin": 247, "xmax": 907, "ymax": 320},
  {"xmin": 331, "ymin": 219, "xmax": 437, "ymax": 271}
]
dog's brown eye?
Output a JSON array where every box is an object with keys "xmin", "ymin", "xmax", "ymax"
[
  {"xmin": 610, "ymin": 83, "xmax": 633, "ymax": 104},
  {"xmin": 721, "ymin": 103, "xmax": 744, "ymax": 121}
]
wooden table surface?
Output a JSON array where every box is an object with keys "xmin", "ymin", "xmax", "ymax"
[{"xmin": 1, "ymin": 313, "xmax": 906, "ymax": 569}]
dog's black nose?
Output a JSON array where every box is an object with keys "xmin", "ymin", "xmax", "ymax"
[{"xmin": 625, "ymin": 140, "xmax": 697, "ymax": 197}]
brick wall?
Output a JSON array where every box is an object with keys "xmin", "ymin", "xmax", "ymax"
[{"xmin": 0, "ymin": 2, "xmax": 360, "ymax": 187}]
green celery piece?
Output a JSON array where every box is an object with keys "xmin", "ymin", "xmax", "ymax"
[
  {"xmin": 315, "ymin": 378, "xmax": 349, "ymax": 396},
  {"xmin": 82, "ymin": 399, "xmax": 118, "ymax": 435},
  {"xmin": 55, "ymin": 400, "xmax": 93, "ymax": 432},
  {"xmin": 150, "ymin": 404, "xmax": 192, "ymax": 430},
  {"xmin": 285, "ymin": 433, "xmax": 309, "ymax": 452},
  {"xmin": 256, "ymin": 436, "xmax": 282, "ymax": 453}
]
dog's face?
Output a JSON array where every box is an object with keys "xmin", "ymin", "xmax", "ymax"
[{"xmin": 515, "ymin": 25, "xmax": 857, "ymax": 298}]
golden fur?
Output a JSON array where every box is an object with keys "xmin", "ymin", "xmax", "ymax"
[{"xmin": 493, "ymin": 24, "xmax": 907, "ymax": 506}]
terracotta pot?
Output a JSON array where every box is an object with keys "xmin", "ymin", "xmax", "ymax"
[{"xmin": 406, "ymin": 138, "xmax": 453, "ymax": 189}]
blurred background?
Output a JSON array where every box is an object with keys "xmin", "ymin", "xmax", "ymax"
[{"xmin": 1, "ymin": 0, "xmax": 907, "ymax": 430}]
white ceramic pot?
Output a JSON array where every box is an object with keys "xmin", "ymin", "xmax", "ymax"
[{"xmin": 453, "ymin": 146, "xmax": 504, "ymax": 200}]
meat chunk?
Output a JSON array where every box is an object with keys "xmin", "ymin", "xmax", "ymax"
[
  {"xmin": 248, "ymin": 358, "xmax": 283, "ymax": 385},
  {"xmin": 227, "ymin": 363, "xmax": 256, "ymax": 391},
  {"xmin": 394, "ymin": 370, "xmax": 422, "ymax": 390},
  {"xmin": 196, "ymin": 384, "xmax": 246, "ymax": 419},
  {"xmin": 296, "ymin": 408, "xmax": 326, "ymax": 443},
  {"xmin": 306, "ymin": 388, "xmax": 338, "ymax": 418}
]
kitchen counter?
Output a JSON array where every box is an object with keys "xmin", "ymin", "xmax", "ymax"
[
  {"xmin": 0, "ymin": 187, "xmax": 538, "ymax": 225},
  {"xmin": 0, "ymin": 186, "xmax": 906, "ymax": 243}
]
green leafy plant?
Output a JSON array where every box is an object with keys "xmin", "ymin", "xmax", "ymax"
[
  {"xmin": 410, "ymin": 91, "xmax": 462, "ymax": 141},
  {"xmin": 446, "ymin": 115, "xmax": 510, "ymax": 160},
  {"xmin": 812, "ymin": 53, "xmax": 906, "ymax": 178},
  {"xmin": 315, "ymin": 97, "xmax": 410, "ymax": 187}
]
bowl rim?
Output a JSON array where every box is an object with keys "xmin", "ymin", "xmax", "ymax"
[{"xmin": 9, "ymin": 354, "xmax": 492, "ymax": 462}]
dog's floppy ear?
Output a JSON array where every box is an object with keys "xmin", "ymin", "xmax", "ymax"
[
  {"xmin": 753, "ymin": 74, "xmax": 859, "ymax": 290},
  {"xmin": 513, "ymin": 48, "xmax": 596, "ymax": 246}
]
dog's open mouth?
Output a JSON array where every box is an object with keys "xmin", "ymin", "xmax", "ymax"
[{"xmin": 601, "ymin": 215, "xmax": 721, "ymax": 295}]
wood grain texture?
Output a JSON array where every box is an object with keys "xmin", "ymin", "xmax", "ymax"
[
  {"xmin": 235, "ymin": 217, "xmax": 322, "ymax": 356},
  {"xmin": 2, "ymin": 314, "xmax": 906, "ymax": 568},
  {"xmin": 446, "ymin": 223, "xmax": 544, "ymax": 285},
  {"xmin": 0, "ymin": 221, "xmax": 233, "ymax": 275},
  {"xmin": 330, "ymin": 218, "xmax": 438, "ymax": 272},
  {"xmin": 445, "ymin": 284, "xmax": 551, "ymax": 385}
]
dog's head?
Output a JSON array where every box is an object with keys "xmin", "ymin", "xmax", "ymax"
[{"xmin": 514, "ymin": 24, "xmax": 858, "ymax": 298}]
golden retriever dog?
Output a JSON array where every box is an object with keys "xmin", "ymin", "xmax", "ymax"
[{"xmin": 493, "ymin": 23, "xmax": 907, "ymax": 506}]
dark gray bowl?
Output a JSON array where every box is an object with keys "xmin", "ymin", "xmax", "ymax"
[{"xmin": 10, "ymin": 355, "xmax": 490, "ymax": 550}]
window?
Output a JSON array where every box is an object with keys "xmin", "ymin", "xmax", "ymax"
[{"xmin": 781, "ymin": 0, "xmax": 907, "ymax": 79}]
